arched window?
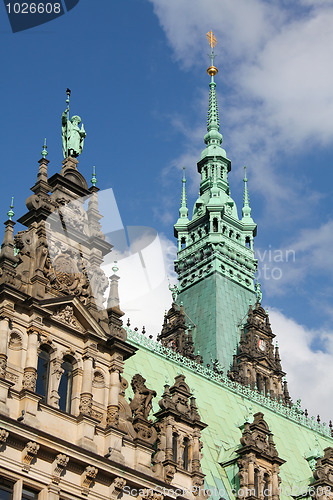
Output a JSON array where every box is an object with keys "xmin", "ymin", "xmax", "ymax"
[
  {"xmin": 254, "ymin": 469, "xmax": 259, "ymax": 497},
  {"xmin": 172, "ymin": 433, "xmax": 178, "ymax": 462},
  {"xmin": 58, "ymin": 356, "xmax": 74, "ymax": 413},
  {"xmin": 213, "ymin": 218, "xmax": 218, "ymax": 232},
  {"xmin": 183, "ymin": 437, "xmax": 189, "ymax": 470},
  {"xmin": 263, "ymin": 473, "xmax": 270, "ymax": 500},
  {"xmin": 36, "ymin": 346, "xmax": 50, "ymax": 403}
]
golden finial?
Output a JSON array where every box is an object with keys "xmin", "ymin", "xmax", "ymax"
[
  {"xmin": 206, "ymin": 30, "xmax": 217, "ymax": 49},
  {"xmin": 206, "ymin": 30, "xmax": 218, "ymax": 77}
]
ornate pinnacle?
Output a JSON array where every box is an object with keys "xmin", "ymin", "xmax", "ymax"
[
  {"xmin": 91, "ymin": 166, "xmax": 97, "ymax": 186},
  {"xmin": 41, "ymin": 138, "xmax": 48, "ymax": 158},
  {"xmin": 242, "ymin": 166, "xmax": 253, "ymax": 221},
  {"xmin": 179, "ymin": 167, "xmax": 188, "ymax": 219},
  {"xmin": 7, "ymin": 198, "xmax": 14, "ymax": 221}
]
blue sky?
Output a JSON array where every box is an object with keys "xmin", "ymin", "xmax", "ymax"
[{"xmin": 1, "ymin": 0, "xmax": 333, "ymax": 421}]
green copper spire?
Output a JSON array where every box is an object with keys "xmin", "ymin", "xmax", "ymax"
[
  {"xmin": 179, "ymin": 167, "xmax": 188, "ymax": 219},
  {"xmin": 7, "ymin": 197, "xmax": 14, "ymax": 221},
  {"xmin": 242, "ymin": 166, "xmax": 253, "ymax": 222},
  {"xmin": 41, "ymin": 138, "xmax": 48, "ymax": 158},
  {"xmin": 174, "ymin": 33, "xmax": 258, "ymax": 370},
  {"xmin": 91, "ymin": 166, "xmax": 97, "ymax": 186}
]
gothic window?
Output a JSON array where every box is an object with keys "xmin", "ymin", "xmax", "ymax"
[
  {"xmin": 36, "ymin": 346, "xmax": 51, "ymax": 403},
  {"xmin": 183, "ymin": 437, "xmax": 189, "ymax": 470},
  {"xmin": 213, "ymin": 218, "xmax": 218, "ymax": 232},
  {"xmin": 58, "ymin": 356, "xmax": 74, "ymax": 413},
  {"xmin": 172, "ymin": 433, "xmax": 178, "ymax": 462}
]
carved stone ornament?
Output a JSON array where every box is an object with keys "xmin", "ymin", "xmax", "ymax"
[
  {"xmin": 22, "ymin": 368, "xmax": 37, "ymax": 392},
  {"xmin": 52, "ymin": 454, "xmax": 69, "ymax": 484},
  {"xmin": 313, "ymin": 447, "xmax": 333, "ymax": 487},
  {"xmin": 107, "ymin": 405, "xmax": 119, "ymax": 427},
  {"xmin": 0, "ymin": 428, "xmax": 9, "ymax": 443},
  {"xmin": 81, "ymin": 465, "xmax": 98, "ymax": 493},
  {"xmin": 164, "ymin": 464, "xmax": 176, "ymax": 484},
  {"xmin": 0, "ymin": 355, "xmax": 7, "ymax": 378},
  {"xmin": 53, "ymin": 305, "xmax": 84, "ymax": 332},
  {"xmin": 22, "ymin": 441, "xmax": 40, "ymax": 470},
  {"xmin": 130, "ymin": 374, "xmax": 157, "ymax": 420},
  {"xmin": 139, "ymin": 488, "xmax": 164, "ymax": 500},
  {"xmin": 79, "ymin": 394, "xmax": 93, "ymax": 416},
  {"xmin": 110, "ymin": 477, "xmax": 126, "ymax": 500}
]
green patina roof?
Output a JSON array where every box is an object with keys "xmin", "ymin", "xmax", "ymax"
[{"xmin": 124, "ymin": 329, "xmax": 333, "ymax": 500}]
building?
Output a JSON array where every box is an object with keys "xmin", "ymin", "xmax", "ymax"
[{"xmin": 1, "ymin": 35, "xmax": 333, "ymax": 500}]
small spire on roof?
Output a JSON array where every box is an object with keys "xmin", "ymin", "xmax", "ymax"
[
  {"xmin": 91, "ymin": 165, "xmax": 97, "ymax": 186},
  {"xmin": 41, "ymin": 138, "xmax": 48, "ymax": 158},
  {"xmin": 7, "ymin": 197, "xmax": 14, "ymax": 221}
]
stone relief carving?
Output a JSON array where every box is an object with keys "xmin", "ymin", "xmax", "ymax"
[{"xmin": 53, "ymin": 305, "xmax": 84, "ymax": 331}]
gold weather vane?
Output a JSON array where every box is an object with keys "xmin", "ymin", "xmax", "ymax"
[
  {"xmin": 206, "ymin": 30, "xmax": 217, "ymax": 49},
  {"xmin": 206, "ymin": 30, "xmax": 218, "ymax": 77}
]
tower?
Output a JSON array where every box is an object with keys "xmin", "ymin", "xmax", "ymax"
[{"xmin": 174, "ymin": 33, "xmax": 257, "ymax": 371}]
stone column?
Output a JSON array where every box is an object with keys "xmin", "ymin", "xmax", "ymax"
[
  {"xmin": 165, "ymin": 417, "xmax": 173, "ymax": 461},
  {"xmin": 192, "ymin": 430, "xmax": 201, "ymax": 472},
  {"xmin": 272, "ymin": 464, "xmax": 280, "ymax": 500},
  {"xmin": 106, "ymin": 353, "xmax": 123, "ymax": 427},
  {"xmin": 107, "ymin": 368, "xmax": 120, "ymax": 426},
  {"xmin": 248, "ymin": 454, "xmax": 255, "ymax": 490},
  {"xmin": 13, "ymin": 479, "xmax": 23, "ymax": 500},
  {"xmin": 0, "ymin": 317, "xmax": 9, "ymax": 378},
  {"xmin": 80, "ymin": 353, "xmax": 93, "ymax": 416},
  {"xmin": 22, "ymin": 329, "xmax": 38, "ymax": 391}
]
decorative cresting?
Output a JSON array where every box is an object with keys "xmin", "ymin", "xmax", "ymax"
[
  {"xmin": 173, "ymin": 32, "xmax": 258, "ymax": 369},
  {"xmin": 153, "ymin": 374, "xmax": 207, "ymax": 494},
  {"xmin": 236, "ymin": 412, "xmax": 285, "ymax": 500},
  {"xmin": 228, "ymin": 301, "xmax": 290, "ymax": 405},
  {"xmin": 129, "ymin": 374, "xmax": 157, "ymax": 446},
  {"xmin": 311, "ymin": 447, "xmax": 333, "ymax": 500},
  {"xmin": 157, "ymin": 302, "xmax": 199, "ymax": 361}
]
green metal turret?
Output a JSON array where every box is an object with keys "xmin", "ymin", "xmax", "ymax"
[{"xmin": 173, "ymin": 32, "xmax": 258, "ymax": 370}]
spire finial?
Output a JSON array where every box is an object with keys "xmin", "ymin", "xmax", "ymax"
[
  {"xmin": 91, "ymin": 165, "xmax": 97, "ymax": 186},
  {"xmin": 206, "ymin": 31, "xmax": 218, "ymax": 78},
  {"xmin": 41, "ymin": 138, "xmax": 48, "ymax": 158},
  {"xmin": 242, "ymin": 165, "xmax": 253, "ymax": 220},
  {"xmin": 7, "ymin": 197, "xmax": 14, "ymax": 221}
]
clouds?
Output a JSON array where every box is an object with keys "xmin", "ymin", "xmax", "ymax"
[
  {"xmin": 270, "ymin": 308, "xmax": 333, "ymax": 423},
  {"xmin": 149, "ymin": 0, "xmax": 333, "ymax": 223}
]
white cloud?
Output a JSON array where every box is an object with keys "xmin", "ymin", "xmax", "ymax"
[
  {"xmin": 270, "ymin": 308, "xmax": 333, "ymax": 424},
  {"xmin": 149, "ymin": 0, "xmax": 333, "ymax": 223}
]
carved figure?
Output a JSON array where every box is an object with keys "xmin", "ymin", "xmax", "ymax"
[
  {"xmin": 130, "ymin": 374, "xmax": 156, "ymax": 420},
  {"xmin": 62, "ymin": 114, "xmax": 86, "ymax": 158}
]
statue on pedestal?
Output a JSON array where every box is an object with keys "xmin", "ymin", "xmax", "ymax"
[{"xmin": 62, "ymin": 88, "xmax": 86, "ymax": 158}]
